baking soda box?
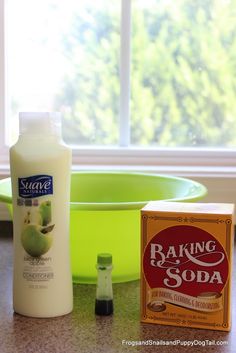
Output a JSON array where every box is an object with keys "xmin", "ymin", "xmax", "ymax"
[{"xmin": 141, "ymin": 202, "xmax": 234, "ymax": 331}]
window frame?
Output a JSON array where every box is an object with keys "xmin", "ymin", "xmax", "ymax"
[
  {"xmin": 0, "ymin": 0, "xmax": 8, "ymax": 169},
  {"xmin": 1, "ymin": 0, "xmax": 236, "ymax": 190}
]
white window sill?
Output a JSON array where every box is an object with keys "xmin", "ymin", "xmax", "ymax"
[{"xmin": 1, "ymin": 146, "xmax": 236, "ymax": 220}]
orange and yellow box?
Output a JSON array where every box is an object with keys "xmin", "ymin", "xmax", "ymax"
[{"xmin": 141, "ymin": 202, "xmax": 234, "ymax": 331}]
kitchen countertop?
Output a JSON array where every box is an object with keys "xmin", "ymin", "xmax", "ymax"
[{"xmin": 0, "ymin": 235, "xmax": 235, "ymax": 353}]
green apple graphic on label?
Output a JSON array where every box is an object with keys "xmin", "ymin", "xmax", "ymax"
[
  {"xmin": 21, "ymin": 224, "xmax": 54, "ymax": 257},
  {"xmin": 39, "ymin": 201, "xmax": 52, "ymax": 226},
  {"xmin": 21, "ymin": 200, "xmax": 54, "ymax": 257}
]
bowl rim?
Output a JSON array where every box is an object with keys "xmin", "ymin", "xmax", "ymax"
[
  {"xmin": 0, "ymin": 177, "xmax": 12, "ymax": 204},
  {"xmin": 0, "ymin": 172, "xmax": 207, "ymax": 210}
]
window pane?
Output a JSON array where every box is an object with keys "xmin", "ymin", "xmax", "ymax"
[
  {"xmin": 131, "ymin": 0, "xmax": 236, "ymax": 147},
  {"xmin": 6, "ymin": 0, "xmax": 120, "ymax": 145}
]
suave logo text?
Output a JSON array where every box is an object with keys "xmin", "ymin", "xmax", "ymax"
[
  {"xmin": 150, "ymin": 240, "xmax": 225, "ymax": 288},
  {"xmin": 18, "ymin": 175, "xmax": 53, "ymax": 199}
]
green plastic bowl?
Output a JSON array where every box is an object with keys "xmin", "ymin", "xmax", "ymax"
[{"xmin": 0, "ymin": 172, "xmax": 207, "ymax": 283}]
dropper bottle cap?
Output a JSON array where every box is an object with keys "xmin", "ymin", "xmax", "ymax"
[
  {"xmin": 19, "ymin": 112, "xmax": 62, "ymax": 136},
  {"xmin": 97, "ymin": 253, "xmax": 112, "ymax": 267}
]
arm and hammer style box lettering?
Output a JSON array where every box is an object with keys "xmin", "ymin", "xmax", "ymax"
[{"xmin": 141, "ymin": 202, "xmax": 234, "ymax": 331}]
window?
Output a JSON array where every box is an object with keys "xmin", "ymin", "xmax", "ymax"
[
  {"xmin": 3, "ymin": 0, "xmax": 236, "ymax": 148},
  {"xmin": 5, "ymin": 0, "xmax": 121, "ymax": 146},
  {"xmin": 1, "ymin": 0, "xmax": 236, "ymax": 181},
  {"xmin": 131, "ymin": 0, "xmax": 236, "ymax": 148}
]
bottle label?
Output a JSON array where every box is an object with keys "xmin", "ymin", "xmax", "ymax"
[
  {"xmin": 18, "ymin": 175, "xmax": 53, "ymax": 199},
  {"xmin": 143, "ymin": 225, "xmax": 228, "ymax": 307},
  {"xmin": 17, "ymin": 174, "xmax": 55, "ymax": 286}
]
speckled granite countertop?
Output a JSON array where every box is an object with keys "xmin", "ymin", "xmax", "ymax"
[{"xmin": 0, "ymin": 236, "xmax": 235, "ymax": 353}]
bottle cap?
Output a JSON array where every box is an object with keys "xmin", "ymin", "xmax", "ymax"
[
  {"xmin": 97, "ymin": 253, "xmax": 112, "ymax": 266},
  {"xmin": 19, "ymin": 112, "xmax": 61, "ymax": 136}
]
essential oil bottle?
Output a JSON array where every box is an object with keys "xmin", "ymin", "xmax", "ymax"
[{"xmin": 95, "ymin": 253, "xmax": 113, "ymax": 316}]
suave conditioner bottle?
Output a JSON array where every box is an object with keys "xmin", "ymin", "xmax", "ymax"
[{"xmin": 10, "ymin": 112, "xmax": 73, "ymax": 317}]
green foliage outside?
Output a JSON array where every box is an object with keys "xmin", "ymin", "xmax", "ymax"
[
  {"xmin": 55, "ymin": 0, "xmax": 236, "ymax": 147},
  {"xmin": 55, "ymin": 3, "xmax": 120, "ymax": 145}
]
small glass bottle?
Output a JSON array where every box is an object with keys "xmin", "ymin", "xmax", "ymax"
[{"xmin": 95, "ymin": 253, "xmax": 113, "ymax": 316}]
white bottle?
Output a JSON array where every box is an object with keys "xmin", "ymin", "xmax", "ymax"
[{"xmin": 10, "ymin": 112, "xmax": 73, "ymax": 318}]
